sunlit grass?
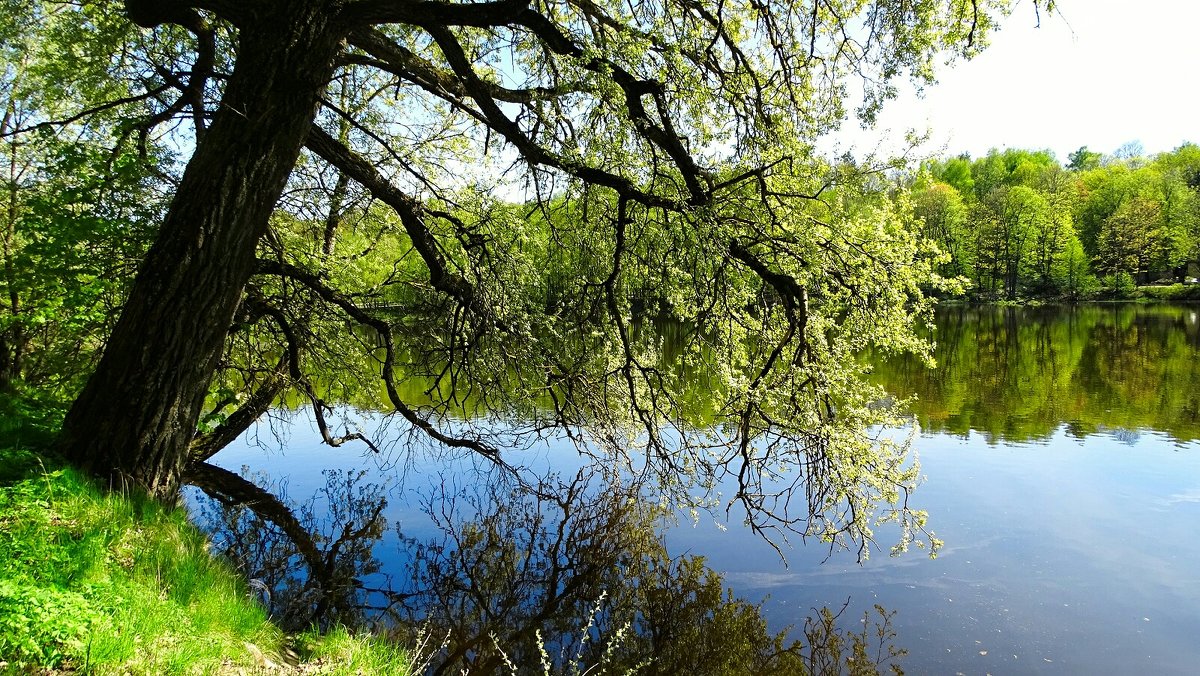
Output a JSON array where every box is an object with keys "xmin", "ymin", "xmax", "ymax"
[
  {"xmin": 297, "ymin": 627, "xmax": 419, "ymax": 675},
  {"xmin": 0, "ymin": 448, "xmax": 413, "ymax": 674},
  {"xmin": 1137, "ymin": 282, "xmax": 1200, "ymax": 301}
]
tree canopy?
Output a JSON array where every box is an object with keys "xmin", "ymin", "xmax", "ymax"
[
  {"xmin": 0, "ymin": 0, "xmax": 1035, "ymax": 555},
  {"xmin": 916, "ymin": 143, "xmax": 1200, "ymax": 299}
]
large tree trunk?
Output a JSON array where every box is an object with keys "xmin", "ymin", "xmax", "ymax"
[{"xmin": 59, "ymin": 5, "xmax": 344, "ymax": 498}]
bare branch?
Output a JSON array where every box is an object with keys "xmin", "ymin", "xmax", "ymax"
[{"xmin": 0, "ymin": 85, "xmax": 172, "ymax": 139}]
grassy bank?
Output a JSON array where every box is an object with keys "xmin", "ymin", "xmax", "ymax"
[
  {"xmin": 939, "ymin": 282, "xmax": 1200, "ymax": 305},
  {"xmin": 0, "ymin": 448, "xmax": 412, "ymax": 674},
  {"xmin": 1132, "ymin": 283, "xmax": 1200, "ymax": 301}
]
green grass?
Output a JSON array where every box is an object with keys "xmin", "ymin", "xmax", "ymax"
[
  {"xmin": 0, "ymin": 448, "xmax": 414, "ymax": 674},
  {"xmin": 1135, "ymin": 283, "xmax": 1200, "ymax": 301},
  {"xmin": 295, "ymin": 627, "xmax": 422, "ymax": 675}
]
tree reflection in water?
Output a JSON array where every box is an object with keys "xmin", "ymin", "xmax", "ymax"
[
  {"xmin": 873, "ymin": 303, "xmax": 1200, "ymax": 443},
  {"xmin": 189, "ymin": 464, "xmax": 388, "ymax": 632},
  {"xmin": 189, "ymin": 465, "xmax": 905, "ymax": 674}
]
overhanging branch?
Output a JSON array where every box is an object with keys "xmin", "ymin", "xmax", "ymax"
[
  {"xmin": 304, "ymin": 124, "xmax": 477, "ymax": 309},
  {"xmin": 344, "ymin": 0, "xmax": 531, "ymax": 26}
]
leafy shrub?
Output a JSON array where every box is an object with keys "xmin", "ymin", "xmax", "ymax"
[
  {"xmin": 0, "ymin": 387, "xmax": 62, "ymax": 453},
  {"xmin": 0, "ymin": 447, "xmax": 45, "ymax": 485},
  {"xmin": 1100, "ymin": 272, "xmax": 1137, "ymax": 298},
  {"xmin": 1139, "ymin": 283, "xmax": 1200, "ymax": 301},
  {"xmin": 0, "ymin": 578, "xmax": 103, "ymax": 667}
]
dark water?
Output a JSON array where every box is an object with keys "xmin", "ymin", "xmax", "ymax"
[{"xmin": 200, "ymin": 303, "xmax": 1200, "ymax": 673}]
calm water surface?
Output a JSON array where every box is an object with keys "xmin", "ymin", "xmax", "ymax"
[{"xmin": 204, "ymin": 303, "xmax": 1200, "ymax": 674}]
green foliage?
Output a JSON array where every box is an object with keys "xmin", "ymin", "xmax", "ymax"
[
  {"xmin": 296, "ymin": 627, "xmax": 416, "ymax": 675},
  {"xmin": 0, "ymin": 579, "xmax": 101, "ymax": 667},
  {"xmin": 0, "ymin": 0, "xmax": 1064, "ymax": 566},
  {"xmin": 0, "ymin": 447, "xmax": 42, "ymax": 484},
  {"xmin": 1099, "ymin": 271, "xmax": 1137, "ymax": 297},
  {"xmin": 0, "ymin": 135, "xmax": 161, "ymax": 381},
  {"xmin": 1067, "ymin": 146, "xmax": 1102, "ymax": 172},
  {"xmin": 0, "ymin": 456, "xmax": 412, "ymax": 673},
  {"xmin": 0, "ymin": 385, "xmax": 63, "ymax": 451},
  {"xmin": 0, "ymin": 3, "xmax": 167, "ymax": 407},
  {"xmin": 911, "ymin": 142, "xmax": 1200, "ymax": 300},
  {"xmin": 926, "ymin": 155, "xmax": 975, "ymax": 196},
  {"xmin": 912, "ymin": 181, "xmax": 972, "ymax": 281},
  {"xmin": 1138, "ymin": 283, "xmax": 1200, "ymax": 301},
  {"xmin": 968, "ymin": 148, "xmax": 1057, "ymax": 198}
]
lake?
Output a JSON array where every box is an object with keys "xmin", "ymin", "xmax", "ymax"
[{"xmin": 196, "ymin": 303, "xmax": 1200, "ymax": 674}]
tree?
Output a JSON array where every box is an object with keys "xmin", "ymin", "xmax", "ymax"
[
  {"xmin": 1024, "ymin": 165, "xmax": 1082, "ymax": 294},
  {"xmin": 927, "ymin": 154, "xmax": 976, "ymax": 197},
  {"xmin": 11, "ymin": 0, "xmax": 1026, "ymax": 550},
  {"xmin": 1067, "ymin": 146, "xmax": 1102, "ymax": 172},
  {"xmin": 912, "ymin": 181, "xmax": 972, "ymax": 279},
  {"xmin": 1075, "ymin": 163, "xmax": 1172, "ymax": 284},
  {"xmin": 1095, "ymin": 196, "xmax": 1158, "ymax": 281},
  {"xmin": 1152, "ymin": 144, "xmax": 1200, "ymax": 278},
  {"xmin": 1074, "ymin": 164, "xmax": 1136, "ymax": 257},
  {"xmin": 970, "ymin": 147, "xmax": 1057, "ymax": 197},
  {"xmin": 1114, "ymin": 140, "xmax": 1146, "ymax": 163},
  {"xmin": 987, "ymin": 186, "xmax": 1042, "ymax": 298},
  {"xmin": 55, "ymin": 0, "xmax": 349, "ymax": 496},
  {"xmin": 0, "ymin": 3, "xmax": 163, "ymax": 423},
  {"xmin": 1151, "ymin": 170, "xmax": 1195, "ymax": 280}
]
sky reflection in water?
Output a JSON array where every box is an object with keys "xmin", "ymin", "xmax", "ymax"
[{"xmin": 208, "ymin": 303, "xmax": 1200, "ymax": 674}]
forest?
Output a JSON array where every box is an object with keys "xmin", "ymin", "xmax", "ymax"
[{"xmin": 911, "ymin": 143, "xmax": 1200, "ymax": 299}]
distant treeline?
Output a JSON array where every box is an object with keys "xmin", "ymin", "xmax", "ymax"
[{"xmin": 909, "ymin": 143, "xmax": 1200, "ymax": 300}]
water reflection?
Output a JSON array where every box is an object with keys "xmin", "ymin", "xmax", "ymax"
[
  {"xmin": 874, "ymin": 303, "xmax": 1200, "ymax": 443},
  {"xmin": 194, "ymin": 303, "xmax": 1200, "ymax": 674},
  {"xmin": 190, "ymin": 465, "xmax": 388, "ymax": 632},
  {"xmin": 188, "ymin": 464, "xmax": 906, "ymax": 674}
]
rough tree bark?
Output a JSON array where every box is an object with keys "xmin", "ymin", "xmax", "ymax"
[{"xmin": 58, "ymin": 1, "xmax": 345, "ymax": 497}]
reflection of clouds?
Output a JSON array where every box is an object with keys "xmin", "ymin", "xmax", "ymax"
[
  {"xmin": 722, "ymin": 571, "xmax": 804, "ymax": 589},
  {"xmin": 722, "ymin": 537, "xmax": 998, "ymax": 591},
  {"xmin": 1161, "ymin": 488, "xmax": 1200, "ymax": 507},
  {"xmin": 726, "ymin": 569, "xmax": 940, "ymax": 589}
]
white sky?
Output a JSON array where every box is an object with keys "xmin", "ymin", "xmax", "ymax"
[{"xmin": 830, "ymin": 0, "xmax": 1200, "ymax": 162}]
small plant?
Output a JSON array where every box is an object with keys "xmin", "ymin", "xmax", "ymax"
[
  {"xmin": 491, "ymin": 592, "xmax": 648, "ymax": 676},
  {"xmin": 0, "ymin": 579, "xmax": 103, "ymax": 667},
  {"xmin": 1101, "ymin": 272, "xmax": 1137, "ymax": 298}
]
